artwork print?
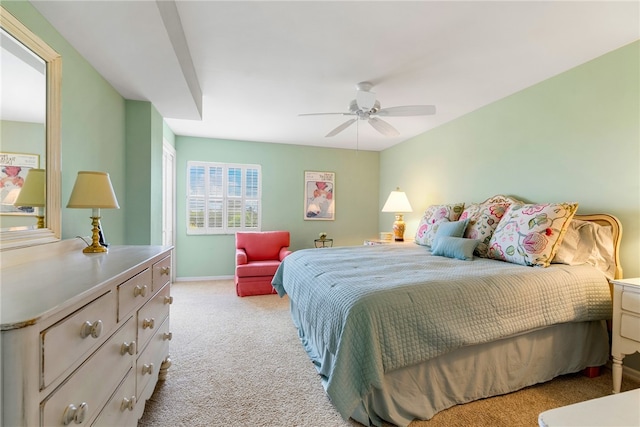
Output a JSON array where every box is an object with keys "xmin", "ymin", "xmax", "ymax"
[
  {"xmin": 304, "ymin": 171, "xmax": 335, "ymax": 220},
  {"xmin": 0, "ymin": 152, "xmax": 39, "ymax": 214}
]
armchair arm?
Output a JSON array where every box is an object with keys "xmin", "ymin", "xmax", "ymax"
[
  {"xmin": 279, "ymin": 247, "xmax": 292, "ymax": 261},
  {"xmin": 236, "ymin": 248, "xmax": 248, "ymax": 265}
]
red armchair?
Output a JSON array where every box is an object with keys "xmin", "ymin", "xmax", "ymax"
[{"xmin": 235, "ymin": 231, "xmax": 292, "ymax": 297}]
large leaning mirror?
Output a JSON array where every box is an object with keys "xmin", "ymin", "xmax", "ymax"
[{"xmin": 0, "ymin": 6, "xmax": 61, "ymax": 250}]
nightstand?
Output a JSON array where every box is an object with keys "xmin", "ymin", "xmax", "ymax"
[
  {"xmin": 611, "ymin": 277, "xmax": 640, "ymax": 393},
  {"xmin": 314, "ymin": 238, "xmax": 333, "ymax": 248}
]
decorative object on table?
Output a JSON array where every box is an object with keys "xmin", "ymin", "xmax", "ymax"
[
  {"xmin": 0, "ymin": 152, "xmax": 39, "ymax": 214},
  {"xmin": 67, "ymin": 171, "xmax": 120, "ymax": 253},
  {"xmin": 381, "ymin": 187, "xmax": 413, "ymax": 241},
  {"xmin": 13, "ymin": 168, "xmax": 45, "ymax": 228},
  {"xmin": 314, "ymin": 236, "xmax": 333, "ymax": 248},
  {"xmin": 304, "ymin": 171, "xmax": 334, "ymax": 220}
]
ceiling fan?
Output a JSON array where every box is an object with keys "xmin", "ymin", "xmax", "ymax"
[{"xmin": 299, "ymin": 81, "xmax": 436, "ymax": 137}]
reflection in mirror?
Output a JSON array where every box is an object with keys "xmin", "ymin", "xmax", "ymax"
[
  {"xmin": 0, "ymin": 7, "xmax": 61, "ymax": 250},
  {"xmin": 0, "ymin": 29, "xmax": 46, "ymax": 231}
]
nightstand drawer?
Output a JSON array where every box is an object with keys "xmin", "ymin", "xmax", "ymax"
[
  {"xmin": 41, "ymin": 291, "xmax": 117, "ymax": 388},
  {"xmin": 620, "ymin": 313, "xmax": 640, "ymax": 342},
  {"xmin": 621, "ymin": 290, "xmax": 640, "ymax": 314}
]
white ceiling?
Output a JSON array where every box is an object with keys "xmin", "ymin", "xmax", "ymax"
[{"xmin": 30, "ymin": 1, "xmax": 639, "ymax": 151}]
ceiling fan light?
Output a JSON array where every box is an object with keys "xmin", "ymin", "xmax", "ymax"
[{"xmin": 356, "ymin": 90, "xmax": 377, "ymax": 111}]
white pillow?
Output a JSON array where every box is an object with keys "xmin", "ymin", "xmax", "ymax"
[{"xmin": 552, "ymin": 219, "xmax": 615, "ymax": 280}]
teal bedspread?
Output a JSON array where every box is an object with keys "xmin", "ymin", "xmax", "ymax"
[{"xmin": 271, "ymin": 243, "xmax": 612, "ymax": 424}]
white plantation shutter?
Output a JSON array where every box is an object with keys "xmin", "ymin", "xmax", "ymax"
[{"xmin": 187, "ymin": 162, "xmax": 261, "ymax": 234}]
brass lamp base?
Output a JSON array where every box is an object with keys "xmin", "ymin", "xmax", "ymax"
[
  {"xmin": 83, "ymin": 216, "xmax": 108, "ymax": 253},
  {"xmin": 392, "ymin": 214, "xmax": 406, "ymax": 242}
]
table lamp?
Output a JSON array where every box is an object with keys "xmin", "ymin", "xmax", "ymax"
[
  {"xmin": 67, "ymin": 171, "xmax": 120, "ymax": 253},
  {"xmin": 381, "ymin": 187, "xmax": 413, "ymax": 241},
  {"xmin": 13, "ymin": 168, "xmax": 46, "ymax": 228}
]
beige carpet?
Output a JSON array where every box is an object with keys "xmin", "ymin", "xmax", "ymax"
[{"xmin": 138, "ymin": 280, "xmax": 639, "ymax": 427}]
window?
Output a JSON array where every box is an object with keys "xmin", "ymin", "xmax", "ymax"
[{"xmin": 187, "ymin": 161, "xmax": 261, "ymax": 234}]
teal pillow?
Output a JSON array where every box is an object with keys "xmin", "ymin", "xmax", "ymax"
[
  {"xmin": 432, "ymin": 236, "xmax": 481, "ymax": 260},
  {"xmin": 435, "ymin": 219, "xmax": 469, "ymax": 238}
]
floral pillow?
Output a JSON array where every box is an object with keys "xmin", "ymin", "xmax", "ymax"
[
  {"xmin": 415, "ymin": 203, "xmax": 465, "ymax": 247},
  {"xmin": 488, "ymin": 202, "xmax": 578, "ymax": 267},
  {"xmin": 461, "ymin": 202, "xmax": 511, "ymax": 257}
]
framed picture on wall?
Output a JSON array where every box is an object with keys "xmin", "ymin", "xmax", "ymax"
[
  {"xmin": 0, "ymin": 152, "xmax": 39, "ymax": 214},
  {"xmin": 304, "ymin": 171, "xmax": 335, "ymax": 221}
]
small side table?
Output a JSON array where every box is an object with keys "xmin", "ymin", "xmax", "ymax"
[
  {"xmin": 611, "ymin": 277, "xmax": 640, "ymax": 393},
  {"xmin": 314, "ymin": 238, "xmax": 333, "ymax": 248}
]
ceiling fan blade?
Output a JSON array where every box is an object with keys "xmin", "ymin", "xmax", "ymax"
[
  {"xmin": 326, "ymin": 118, "xmax": 356, "ymax": 137},
  {"xmin": 375, "ymin": 105, "xmax": 436, "ymax": 117},
  {"xmin": 299, "ymin": 112, "xmax": 353, "ymax": 116},
  {"xmin": 368, "ymin": 117, "xmax": 399, "ymax": 137}
]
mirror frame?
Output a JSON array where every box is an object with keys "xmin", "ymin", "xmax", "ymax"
[{"xmin": 0, "ymin": 6, "xmax": 61, "ymax": 250}]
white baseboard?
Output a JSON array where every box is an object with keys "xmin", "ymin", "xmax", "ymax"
[
  {"xmin": 623, "ymin": 365, "xmax": 640, "ymax": 383},
  {"xmin": 175, "ymin": 275, "xmax": 233, "ymax": 282}
]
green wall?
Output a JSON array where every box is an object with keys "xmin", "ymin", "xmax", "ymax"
[
  {"xmin": 175, "ymin": 137, "xmax": 379, "ymax": 278},
  {"xmin": 380, "ymin": 40, "xmax": 640, "ymax": 279},
  {"xmin": 125, "ymin": 100, "xmax": 164, "ymax": 245},
  {"xmin": 4, "ymin": 1, "xmax": 162, "ymax": 247}
]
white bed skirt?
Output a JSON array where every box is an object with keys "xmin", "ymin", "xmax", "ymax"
[{"xmin": 349, "ymin": 320, "xmax": 610, "ymax": 427}]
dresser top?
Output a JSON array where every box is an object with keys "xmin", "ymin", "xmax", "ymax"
[{"xmin": 1, "ymin": 243, "xmax": 172, "ymax": 330}]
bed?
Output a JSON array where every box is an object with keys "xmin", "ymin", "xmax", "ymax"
[{"xmin": 272, "ymin": 196, "xmax": 623, "ymax": 427}]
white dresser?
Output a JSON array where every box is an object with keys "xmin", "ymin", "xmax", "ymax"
[
  {"xmin": 611, "ymin": 277, "xmax": 640, "ymax": 393},
  {"xmin": 1, "ymin": 240, "xmax": 173, "ymax": 426}
]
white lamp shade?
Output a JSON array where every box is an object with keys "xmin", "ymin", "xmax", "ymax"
[
  {"xmin": 13, "ymin": 168, "xmax": 45, "ymax": 207},
  {"xmin": 67, "ymin": 171, "xmax": 120, "ymax": 209},
  {"xmin": 381, "ymin": 188, "xmax": 413, "ymax": 213}
]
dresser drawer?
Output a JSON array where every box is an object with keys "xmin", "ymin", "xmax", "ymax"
[
  {"xmin": 41, "ymin": 317, "xmax": 135, "ymax": 426},
  {"xmin": 137, "ymin": 282, "xmax": 171, "ymax": 353},
  {"xmin": 620, "ymin": 313, "xmax": 640, "ymax": 342},
  {"xmin": 136, "ymin": 316, "xmax": 171, "ymax": 401},
  {"xmin": 118, "ymin": 269, "xmax": 152, "ymax": 322},
  {"xmin": 621, "ymin": 289, "xmax": 640, "ymax": 315},
  {"xmin": 92, "ymin": 368, "xmax": 137, "ymax": 427},
  {"xmin": 152, "ymin": 255, "xmax": 171, "ymax": 292},
  {"xmin": 41, "ymin": 291, "xmax": 117, "ymax": 388}
]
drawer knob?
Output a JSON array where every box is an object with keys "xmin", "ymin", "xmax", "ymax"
[
  {"xmin": 80, "ymin": 320, "xmax": 103, "ymax": 339},
  {"xmin": 120, "ymin": 396, "xmax": 136, "ymax": 412},
  {"xmin": 164, "ymin": 295, "xmax": 174, "ymax": 305},
  {"xmin": 62, "ymin": 402, "xmax": 88, "ymax": 425},
  {"xmin": 133, "ymin": 284, "xmax": 148, "ymax": 297},
  {"xmin": 142, "ymin": 363, "xmax": 154, "ymax": 375},
  {"xmin": 120, "ymin": 341, "xmax": 136, "ymax": 356},
  {"xmin": 162, "ymin": 332, "xmax": 173, "ymax": 341},
  {"xmin": 160, "ymin": 266, "xmax": 170, "ymax": 276},
  {"xmin": 142, "ymin": 318, "xmax": 155, "ymax": 330}
]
